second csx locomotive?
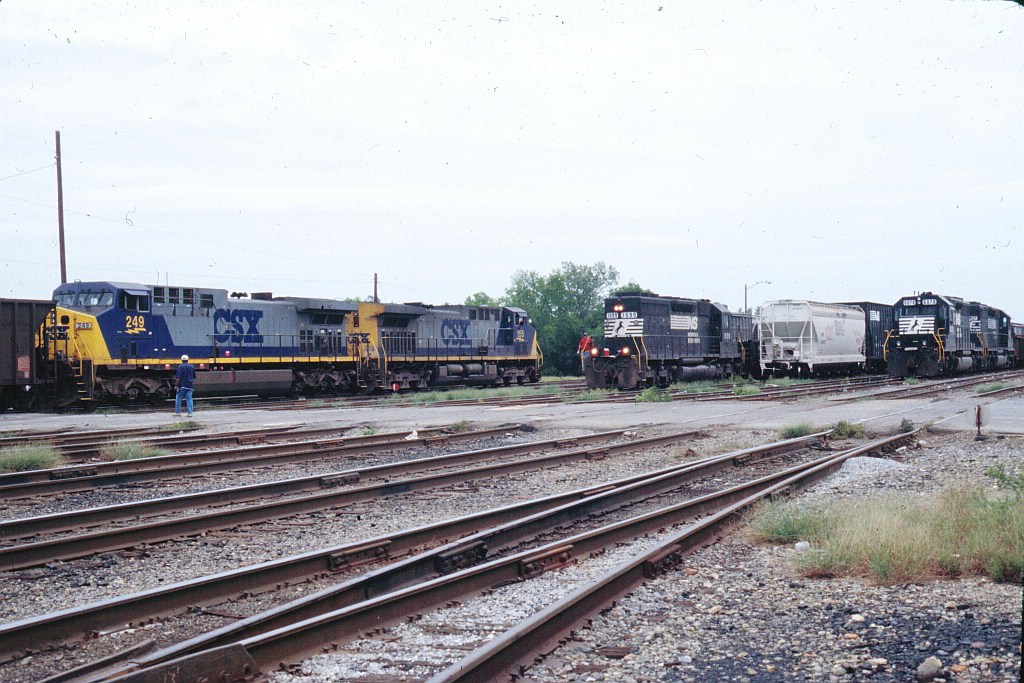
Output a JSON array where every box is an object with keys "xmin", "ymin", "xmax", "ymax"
[
  {"xmin": 583, "ymin": 293, "xmax": 754, "ymax": 389},
  {"xmin": 885, "ymin": 292, "xmax": 1014, "ymax": 377},
  {"xmin": 48, "ymin": 281, "xmax": 541, "ymax": 406}
]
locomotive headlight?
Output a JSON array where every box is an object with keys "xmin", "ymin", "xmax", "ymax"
[
  {"xmin": 613, "ymin": 304, "xmax": 624, "ymax": 312},
  {"xmin": 620, "ymin": 346, "xmax": 631, "ymax": 356}
]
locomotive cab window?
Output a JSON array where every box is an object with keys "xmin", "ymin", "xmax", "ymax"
[{"xmin": 121, "ymin": 292, "xmax": 150, "ymax": 312}]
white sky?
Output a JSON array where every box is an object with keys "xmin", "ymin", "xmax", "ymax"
[{"xmin": 2, "ymin": 1, "xmax": 1022, "ymax": 316}]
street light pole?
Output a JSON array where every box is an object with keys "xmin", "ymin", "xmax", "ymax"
[{"xmin": 744, "ymin": 280, "xmax": 771, "ymax": 313}]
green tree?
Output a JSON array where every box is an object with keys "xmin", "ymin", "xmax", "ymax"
[
  {"xmin": 464, "ymin": 291, "xmax": 502, "ymax": 306},
  {"xmin": 615, "ymin": 281, "xmax": 658, "ymax": 296},
  {"xmin": 504, "ymin": 262, "xmax": 620, "ymax": 375}
]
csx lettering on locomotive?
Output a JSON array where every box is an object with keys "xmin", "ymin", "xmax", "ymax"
[
  {"xmin": 440, "ymin": 319, "xmax": 471, "ymax": 347},
  {"xmin": 214, "ymin": 309, "xmax": 264, "ymax": 344}
]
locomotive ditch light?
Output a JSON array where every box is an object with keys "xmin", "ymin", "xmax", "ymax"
[
  {"xmin": 590, "ymin": 347, "xmax": 599, "ymax": 356},
  {"xmin": 621, "ymin": 346, "xmax": 631, "ymax": 356}
]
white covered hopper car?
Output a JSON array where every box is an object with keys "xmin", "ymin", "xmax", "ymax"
[{"xmin": 758, "ymin": 300, "xmax": 866, "ymax": 376}]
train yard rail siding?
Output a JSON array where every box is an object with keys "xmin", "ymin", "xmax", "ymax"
[
  {"xmin": 83, "ymin": 431, "xmax": 918, "ymax": 683},
  {"xmin": 854, "ymin": 369, "xmax": 1024, "ymax": 400},
  {"xmin": 0, "ymin": 429, "xmax": 695, "ymax": 570},
  {"xmin": 430, "ymin": 431, "xmax": 919, "ymax": 683},
  {"xmin": 0, "ymin": 429, "xmax": 627, "ymax": 540},
  {"xmin": 0, "ymin": 425, "xmax": 517, "ymax": 498},
  {"xmin": 0, "ymin": 430, "xmax": 822, "ymax": 662}
]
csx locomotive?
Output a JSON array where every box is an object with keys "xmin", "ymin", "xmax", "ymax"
[
  {"xmin": 584, "ymin": 293, "xmax": 754, "ymax": 389},
  {"xmin": 885, "ymin": 292, "xmax": 1015, "ymax": 377},
  {"xmin": 40, "ymin": 281, "xmax": 541, "ymax": 406}
]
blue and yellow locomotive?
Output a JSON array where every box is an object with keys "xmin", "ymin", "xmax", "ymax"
[{"xmin": 48, "ymin": 281, "xmax": 541, "ymax": 405}]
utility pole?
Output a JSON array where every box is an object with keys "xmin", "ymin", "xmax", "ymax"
[{"xmin": 55, "ymin": 130, "xmax": 67, "ymax": 284}]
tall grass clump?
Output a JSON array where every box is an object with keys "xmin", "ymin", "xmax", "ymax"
[
  {"xmin": 448, "ymin": 420, "xmax": 471, "ymax": 433},
  {"xmin": 778, "ymin": 422, "xmax": 816, "ymax": 439},
  {"xmin": 635, "ymin": 387, "xmax": 672, "ymax": 403},
  {"xmin": 733, "ymin": 385, "xmax": 761, "ymax": 396},
  {"xmin": 0, "ymin": 445, "xmax": 62, "ymax": 472},
  {"xmin": 830, "ymin": 421, "xmax": 865, "ymax": 439},
  {"xmin": 101, "ymin": 441, "xmax": 168, "ymax": 461},
  {"xmin": 975, "ymin": 382, "xmax": 1007, "ymax": 394},
  {"xmin": 898, "ymin": 418, "xmax": 916, "ymax": 434},
  {"xmin": 746, "ymin": 485, "xmax": 1024, "ymax": 584}
]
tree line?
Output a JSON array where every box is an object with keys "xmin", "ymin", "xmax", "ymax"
[{"xmin": 466, "ymin": 262, "xmax": 650, "ymax": 376}]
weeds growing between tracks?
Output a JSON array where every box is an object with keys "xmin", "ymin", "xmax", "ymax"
[
  {"xmin": 0, "ymin": 445, "xmax": 61, "ymax": 472},
  {"xmin": 747, "ymin": 479, "xmax": 1024, "ymax": 584}
]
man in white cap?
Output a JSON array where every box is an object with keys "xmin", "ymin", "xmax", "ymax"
[{"xmin": 175, "ymin": 354, "xmax": 196, "ymax": 417}]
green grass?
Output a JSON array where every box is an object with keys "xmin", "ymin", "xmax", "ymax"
[
  {"xmin": 361, "ymin": 426, "xmax": 380, "ymax": 436},
  {"xmin": 573, "ymin": 389, "xmax": 613, "ymax": 402},
  {"xmin": 975, "ymin": 382, "xmax": 1007, "ymax": 394},
  {"xmin": 904, "ymin": 377, "xmax": 920, "ymax": 386},
  {"xmin": 391, "ymin": 385, "xmax": 557, "ymax": 405},
  {"xmin": 765, "ymin": 377, "xmax": 816, "ymax": 388},
  {"xmin": 635, "ymin": 387, "xmax": 672, "ymax": 403},
  {"xmin": 162, "ymin": 420, "xmax": 201, "ymax": 431},
  {"xmin": 778, "ymin": 422, "xmax": 816, "ymax": 439},
  {"xmin": 101, "ymin": 441, "xmax": 169, "ymax": 461},
  {"xmin": 831, "ymin": 421, "xmax": 865, "ymax": 439},
  {"xmin": 448, "ymin": 420, "xmax": 471, "ymax": 433},
  {"xmin": 733, "ymin": 385, "xmax": 761, "ymax": 396},
  {"xmin": 0, "ymin": 445, "xmax": 62, "ymax": 472},
  {"xmin": 898, "ymin": 418, "xmax": 916, "ymax": 434},
  {"xmin": 746, "ymin": 484, "xmax": 1024, "ymax": 584}
]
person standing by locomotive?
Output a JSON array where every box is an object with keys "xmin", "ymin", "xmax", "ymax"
[{"xmin": 175, "ymin": 354, "xmax": 196, "ymax": 417}]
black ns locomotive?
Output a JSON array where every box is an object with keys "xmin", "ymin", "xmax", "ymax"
[{"xmin": 584, "ymin": 294, "xmax": 755, "ymax": 389}]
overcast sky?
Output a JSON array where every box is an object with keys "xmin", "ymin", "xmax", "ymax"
[{"xmin": 2, "ymin": 1, "xmax": 1022, "ymax": 316}]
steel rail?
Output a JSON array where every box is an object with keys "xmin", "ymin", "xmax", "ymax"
[
  {"xmin": 0, "ymin": 424, "xmax": 202, "ymax": 449},
  {"xmin": 0, "ymin": 425, "xmax": 517, "ymax": 498},
  {"xmin": 0, "ymin": 431, "xmax": 821, "ymax": 661},
  {"xmin": 0, "ymin": 430, "xmax": 691, "ymax": 571},
  {"xmin": 91, "ymin": 432, "xmax": 904, "ymax": 683},
  {"xmin": 429, "ymin": 430, "xmax": 920, "ymax": 682},
  {"xmin": 51, "ymin": 423, "xmax": 403, "ymax": 460},
  {"xmin": 0, "ymin": 430, "xmax": 626, "ymax": 539}
]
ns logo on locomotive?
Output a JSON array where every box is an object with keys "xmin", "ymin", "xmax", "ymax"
[{"xmin": 0, "ymin": 281, "xmax": 541, "ymax": 410}]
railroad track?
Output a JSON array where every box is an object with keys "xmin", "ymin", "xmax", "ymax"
[
  {"xmin": 0, "ymin": 424, "xmax": 516, "ymax": 500},
  {"xmin": 851, "ymin": 368, "xmax": 1024, "ymax": 400},
  {"xmin": 0, "ymin": 428, "xmax": 644, "ymax": 569},
  {"xmin": 33, "ymin": 430, "xmax": 916, "ymax": 683}
]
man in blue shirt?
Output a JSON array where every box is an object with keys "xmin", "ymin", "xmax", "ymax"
[{"xmin": 175, "ymin": 354, "xmax": 196, "ymax": 417}]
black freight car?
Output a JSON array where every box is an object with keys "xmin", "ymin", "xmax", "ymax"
[
  {"xmin": 0, "ymin": 299, "xmax": 53, "ymax": 411},
  {"xmin": 584, "ymin": 293, "xmax": 754, "ymax": 389},
  {"xmin": 836, "ymin": 301, "xmax": 893, "ymax": 373}
]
